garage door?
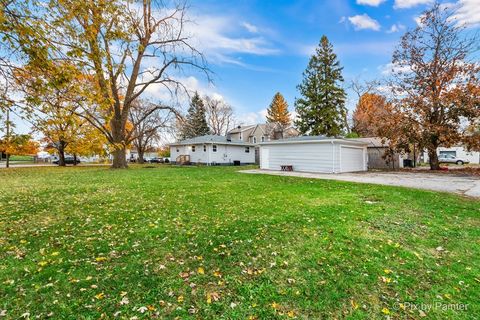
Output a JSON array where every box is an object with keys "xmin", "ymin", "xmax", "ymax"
[
  {"xmin": 260, "ymin": 148, "xmax": 269, "ymax": 169},
  {"xmin": 340, "ymin": 146, "xmax": 364, "ymax": 172}
]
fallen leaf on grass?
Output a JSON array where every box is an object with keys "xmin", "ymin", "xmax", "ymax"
[
  {"xmin": 206, "ymin": 292, "xmax": 220, "ymax": 304},
  {"xmin": 95, "ymin": 292, "xmax": 105, "ymax": 300}
]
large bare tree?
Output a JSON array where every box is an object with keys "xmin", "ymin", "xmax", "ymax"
[
  {"xmin": 2, "ymin": 0, "xmax": 209, "ymax": 168},
  {"xmin": 129, "ymin": 99, "xmax": 174, "ymax": 164},
  {"xmin": 387, "ymin": 3, "xmax": 480, "ymax": 170},
  {"xmin": 203, "ymin": 95, "xmax": 235, "ymax": 136}
]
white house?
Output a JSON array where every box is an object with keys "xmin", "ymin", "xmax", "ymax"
[
  {"xmin": 170, "ymin": 135, "xmax": 256, "ymax": 165},
  {"xmin": 423, "ymin": 146, "xmax": 480, "ymax": 164},
  {"xmin": 259, "ymin": 136, "xmax": 369, "ymax": 173}
]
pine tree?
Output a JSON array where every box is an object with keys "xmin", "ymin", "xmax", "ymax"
[
  {"xmin": 181, "ymin": 92, "xmax": 210, "ymax": 139},
  {"xmin": 294, "ymin": 35, "xmax": 347, "ymax": 136},
  {"xmin": 266, "ymin": 92, "xmax": 291, "ymax": 127}
]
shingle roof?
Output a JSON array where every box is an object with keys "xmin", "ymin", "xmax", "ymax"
[
  {"xmin": 259, "ymin": 135, "xmax": 369, "ymax": 145},
  {"xmin": 228, "ymin": 125, "xmax": 256, "ymax": 133},
  {"xmin": 353, "ymin": 137, "xmax": 390, "ymax": 147},
  {"xmin": 170, "ymin": 135, "xmax": 255, "ymax": 146}
]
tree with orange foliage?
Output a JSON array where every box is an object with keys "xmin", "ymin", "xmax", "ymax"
[
  {"xmin": 352, "ymin": 93, "xmax": 390, "ymax": 137},
  {"xmin": 387, "ymin": 4, "xmax": 480, "ymax": 170},
  {"xmin": 14, "ymin": 62, "xmax": 103, "ymax": 166},
  {"xmin": 267, "ymin": 92, "xmax": 291, "ymax": 127}
]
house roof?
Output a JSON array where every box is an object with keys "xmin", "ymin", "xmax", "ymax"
[
  {"xmin": 353, "ymin": 137, "xmax": 390, "ymax": 148},
  {"xmin": 259, "ymin": 135, "xmax": 369, "ymax": 146},
  {"xmin": 228, "ymin": 125, "xmax": 256, "ymax": 134},
  {"xmin": 170, "ymin": 135, "xmax": 255, "ymax": 146}
]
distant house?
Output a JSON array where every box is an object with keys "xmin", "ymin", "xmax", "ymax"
[
  {"xmin": 423, "ymin": 146, "xmax": 480, "ymax": 164},
  {"xmin": 354, "ymin": 137, "xmax": 406, "ymax": 169},
  {"xmin": 170, "ymin": 135, "xmax": 255, "ymax": 165},
  {"xmin": 228, "ymin": 124, "xmax": 299, "ymax": 144},
  {"xmin": 259, "ymin": 136, "xmax": 368, "ymax": 173}
]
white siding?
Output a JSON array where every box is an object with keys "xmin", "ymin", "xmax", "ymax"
[
  {"xmin": 260, "ymin": 142, "xmax": 335, "ymax": 173},
  {"xmin": 170, "ymin": 144, "xmax": 255, "ymax": 164},
  {"xmin": 259, "ymin": 141, "xmax": 367, "ymax": 173},
  {"xmin": 423, "ymin": 147, "xmax": 480, "ymax": 164}
]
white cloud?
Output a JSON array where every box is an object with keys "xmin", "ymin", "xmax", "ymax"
[
  {"xmin": 186, "ymin": 14, "xmax": 279, "ymax": 65},
  {"xmin": 451, "ymin": 0, "xmax": 480, "ymax": 28},
  {"xmin": 386, "ymin": 23, "xmax": 406, "ymax": 33},
  {"xmin": 394, "ymin": 0, "xmax": 433, "ymax": 9},
  {"xmin": 242, "ymin": 22, "xmax": 259, "ymax": 33},
  {"xmin": 413, "ymin": 14, "xmax": 425, "ymax": 26},
  {"xmin": 236, "ymin": 109, "xmax": 267, "ymax": 125},
  {"xmin": 357, "ymin": 0, "xmax": 386, "ymax": 6},
  {"xmin": 143, "ymin": 75, "xmax": 225, "ymax": 108},
  {"xmin": 300, "ymin": 39, "xmax": 396, "ymax": 57},
  {"xmin": 348, "ymin": 14, "xmax": 381, "ymax": 31},
  {"xmin": 379, "ymin": 62, "xmax": 412, "ymax": 75}
]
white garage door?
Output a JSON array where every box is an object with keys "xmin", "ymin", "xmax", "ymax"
[
  {"xmin": 340, "ymin": 146, "xmax": 364, "ymax": 172},
  {"xmin": 260, "ymin": 148, "xmax": 269, "ymax": 169}
]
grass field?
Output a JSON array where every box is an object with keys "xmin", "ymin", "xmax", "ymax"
[{"xmin": 0, "ymin": 165, "xmax": 479, "ymax": 319}]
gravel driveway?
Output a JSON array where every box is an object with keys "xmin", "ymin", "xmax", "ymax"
[{"xmin": 241, "ymin": 169, "xmax": 480, "ymax": 198}]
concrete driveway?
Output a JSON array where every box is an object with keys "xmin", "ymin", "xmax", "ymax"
[{"xmin": 241, "ymin": 169, "xmax": 480, "ymax": 198}]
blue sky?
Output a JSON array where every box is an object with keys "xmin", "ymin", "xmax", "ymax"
[
  {"xmin": 179, "ymin": 0, "xmax": 479, "ymax": 124},
  {"xmin": 9, "ymin": 0, "xmax": 479, "ymax": 134}
]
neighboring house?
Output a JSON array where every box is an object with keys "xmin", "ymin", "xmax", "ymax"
[
  {"xmin": 228, "ymin": 124, "xmax": 299, "ymax": 144},
  {"xmin": 354, "ymin": 137, "xmax": 406, "ymax": 169},
  {"xmin": 259, "ymin": 136, "xmax": 368, "ymax": 173},
  {"xmin": 423, "ymin": 146, "xmax": 480, "ymax": 164},
  {"xmin": 170, "ymin": 135, "xmax": 255, "ymax": 165},
  {"xmin": 127, "ymin": 149, "xmax": 158, "ymax": 162}
]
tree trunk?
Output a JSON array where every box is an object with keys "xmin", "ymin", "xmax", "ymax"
[
  {"xmin": 428, "ymin": 148, "xmax": 440, "ymax": 170},
  {"xmin": 137, "ymin": 149, "xmax": 145, "ymax": 164},
  {"xmin": 73, "ymin": 154, "xmax": 78, "ymax": 166},
  {"xmin": 111, "ymin": 147, "xmax": 128, "ymax": 168},
  {"xmin": 6, "ymin": 153, "xmax": 9, "ymax": 168},
  {"xmin": 110, "ymin": 116, "xmax": 128, "ymax": 169},
  {"xmin": 58, "ymin": 144, "xmax": 66, "ymax": 167}
]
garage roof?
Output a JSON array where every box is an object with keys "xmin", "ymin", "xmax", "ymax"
[
  {"xmin": 170, "ymin": 135, "xmax": 255, "ymax": 146},
  {"xmin": 259, "ymin": 136, "xmax": 368, "ymax": 146}
]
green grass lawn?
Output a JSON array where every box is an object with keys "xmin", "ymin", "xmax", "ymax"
[{"xmin": 0, "ymin": 166, "xmax": 478, "ymax": 319}]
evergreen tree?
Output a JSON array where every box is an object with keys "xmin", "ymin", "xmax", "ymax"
[
  {"xmin": 181, "ymin": 92, "xmax": 210, "ymax": 139},
  {"xmin": 294, "ymin": 35, "xmax": 347, "ymax": 136},
  {"xmin": 266, "ymin": 92, "xmax": 291, "ymax": 127}
]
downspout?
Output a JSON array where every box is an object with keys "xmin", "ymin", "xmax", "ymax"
[
  {"xmin": 207, "ymin": 144, "xmax": 211, "ymax": 166},
  {"xmin": 331, "ymin": 141, "xmax": 335, "ymax": 173}
]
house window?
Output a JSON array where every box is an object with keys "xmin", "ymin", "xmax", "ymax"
[
  {"xmin": 239, "ymin": 133, "xmax": 242, "ymax": 140},
  {"xmin": 203, "ymin": 145, "xmax": 206, "ymax": 152},
  {"xmin": 245, "ymin": 147, "xmax": 250, "ymax": 153},
  {"xmin": 439, "ymin": 151, "xmax": 456, "ymax": 157},
  {"xmin": 192, "ymin": 145, "xmax": 196, "ymax": 152},
  {"xmin": 253, "ymin": 137, "xmax": 257, "ymax": 143},
  {"xmin": 213, "ymin": 145, "xmax": 217, "ymax": 152},
  {"xmin": 261, "ymin": 136, "xmax": 265, "ymax": 142}
]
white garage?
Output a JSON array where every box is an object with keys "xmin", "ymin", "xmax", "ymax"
[{"xmin": 259, "ymin": 136, "xmax": 368, "ymax": 173}]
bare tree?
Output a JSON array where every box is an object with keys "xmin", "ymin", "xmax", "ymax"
[
  {"xmin": 387, "ymin": 3, "xmax": 480, "ymax": 170},
  {"xmin": 3, "ymin": 0, "xmax": 210, "ymax": 168},
  {"xmin": 128, "ymin": 99, "xmax": 174, "ymax": 164},
  {"xmin": 203, "ymin": 95, "xmax": 235, "ymax": 136}
]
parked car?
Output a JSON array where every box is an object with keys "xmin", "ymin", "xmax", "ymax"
[
  {"xmin": 53, "ymin": 156, "xmax": 80, "ymax": 165},
  {"xmin": 438, "ymin": 154, "xmax": 469, "ymax": 165},
  {"xmin": 149, "ymin": 157, "xmax": 164, "ymax": 164}
]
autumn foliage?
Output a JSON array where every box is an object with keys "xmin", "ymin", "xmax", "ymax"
[
  {"xmin": 352, "ymin": 93, "xmax": 390, "ymax": 137},
  {"xmin": 266, "ymin": 92, "xmax": 291, "ymax": 128}
]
